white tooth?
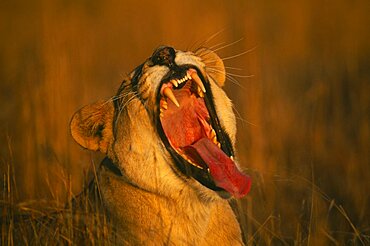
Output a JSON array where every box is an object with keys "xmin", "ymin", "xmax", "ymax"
[
  {"xmin": 177, "ymin": 79, "xmax": 181, "ymax": 84},
  {"xmin": 210, "ymin": 129, "xmax": 216, "ymax": 138},
  {"xmin": 161, "ymin": 100, "xmax": 168, "ymax": 109},
  {"xmin": 213, "ymin": 136, "xmax": 218, "ymax": 144},
  {"xmin": 210, "ymin": 129, "xmax": 218, "ymax": 144},
  {"xmin": 160, "ymin": 112, "xmax": 164, "ymax": 118},
  {"xmin": 230, "ymin": 156, "xmax": 234, "ymax": 160},
  {"xmin": 171, "ymin": 79, "xmax": 178, "ymax": 87},
  {"xmin": 163, "ymin": 87, "xmax": 180, "ymax": 107},
  {"xmin": 180, "ymin": 153, "xmax": 203, "ymax": 169},
  {"xmin": 197, "ymin": 87, "xmax": 204, "ymax": 98},
  {"xmin": 191, "ymin": 72, "xmax": 206, "ymax": 93}
]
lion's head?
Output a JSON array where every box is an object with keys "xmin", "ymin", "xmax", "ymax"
[{"xmin": 71, "ymin": 46, "xmax": 251, "ymax": 200}]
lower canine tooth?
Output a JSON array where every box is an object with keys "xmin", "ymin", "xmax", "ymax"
[
  {"xmin": 197, "ymin": 87, "xmax": 204, "ymax": 98},
  {"xmin": 163, "ymin": 87, "xmax": 180, "ymax": 107}
]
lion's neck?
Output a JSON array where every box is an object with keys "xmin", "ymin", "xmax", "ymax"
[{"xmin": 97, "ymin": 168, "xmax": 243, "ymax": 245}]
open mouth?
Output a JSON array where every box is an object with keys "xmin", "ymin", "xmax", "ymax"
[{"xmin": 156, "ymin": 66, "xmax": 251, "ymax": 198}]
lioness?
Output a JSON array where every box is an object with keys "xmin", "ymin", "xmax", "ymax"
[{"xmin": 70, "ymin": 46, "xmax": 251, "ymax": 245}]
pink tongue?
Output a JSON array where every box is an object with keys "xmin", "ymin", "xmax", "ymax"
[{"xmin": 184, "ymin": 138, "xmax": 251, "ymax": 198}]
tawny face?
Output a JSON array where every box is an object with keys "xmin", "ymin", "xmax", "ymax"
[{"xmin": 112, "ymin": 46, "xmax": 251, "ymax": 198}]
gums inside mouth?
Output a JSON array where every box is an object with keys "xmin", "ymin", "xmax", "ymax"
[{"xmin": 157, "ymin": 68, "xmax": 251, "ymax": 198}]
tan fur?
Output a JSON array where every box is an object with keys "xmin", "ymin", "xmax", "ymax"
[{"xmin": 71, "ymin": 48, "xmax": 244, "ymax": 245}]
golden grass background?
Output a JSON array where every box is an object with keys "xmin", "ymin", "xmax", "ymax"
[{"xmin": 1, "ymin": 0, "xmax": 369, "ymax": 244}]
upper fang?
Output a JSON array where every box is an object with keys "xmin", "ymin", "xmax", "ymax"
[
  {"xmin": 171, "ymin": 79, "xmax": 178, "ymax": 87},
  {"xmin": 190, "ymin": 72, "xmax": 206, "ymax": 93}
]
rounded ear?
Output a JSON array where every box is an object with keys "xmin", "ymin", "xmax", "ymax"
[
  {"xmin": 70, "ymin": 100, "xmax": 114, "ymax": 153},
  {"xmin": 194, "ymin": 48, "xmax": 226, "ymax": 87}
]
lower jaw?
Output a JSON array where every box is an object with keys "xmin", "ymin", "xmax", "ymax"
[
  {"xmin": 169, "ymin": 153, "xmax": 232, "ymax": 199},
  {"xmin": 191, "ymin": 179, "xmax": 231, "ymax": 200},
  {"xmin": 215, "ymin": 190, "xmax": 232, "ymax": 199}
]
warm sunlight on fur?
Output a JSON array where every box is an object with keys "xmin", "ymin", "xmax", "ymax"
[
  {"xmin": 69, "ymin": 47, "xmax": 249, "ymax": 244},
  {"xmin": 1, "ymin": 1, "xmax": 369, "ymax": 245}
]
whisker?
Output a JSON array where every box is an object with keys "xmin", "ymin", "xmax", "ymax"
[
  {"xmin": 102, "ymin": 95, "xmax": 117, "ymax": 105},
  {"xmin": 212, "ymin": 38, "xmax": 245, "ymax": 53},
  {"xmin": 120, "ymin": 93, "xmax": 138, "ymax": 109},
  {"xmin": 114, "ymin": 94, "xmax": 138, "ymax": 128},
  {"xmin": 221, "ymin": 46, "xmax": 257, "ymax": 61},
  {"xmin": 199, "ymin": 58, "xmax": 224, "ymax": 64},
  {"xmin": 190, "ymin": 28, "xmax": 227, "ymax": 52},
  {"xmin": 116, "ymin": 91, "xmax": 137, "ymax": 101},
  {"xmin": 195, "ymin": 44, "xmax": 226, "ymax": 60},
  {"xmin": 207, "ymin": 66, "xmax": 254, "ymax": 78},
  {"xmin": 113, "ymin": 91, "xmax": 137, "ymax": 102},
  {"xmin": 228, "ymin": 73, "xmax": 254, "ymax": 78},
  {"xmin": 232, "ymin": 105, "xmax": 258, "ymax": 127},
  {"xmin": 202, "ymin": 28, "xmax": 227, "ymax": 47},
  {"xmin": 208, "ymin": 42, "xmax": 227, "ymax": 51},
  {"xmin": 115, "ymin": 92, "xmax": 138, "ymax": 114},
  {"xmin": 196, "ymin": 37, "xmax": 245, "ymax": 60},
  {"xmin": 207, "ymin": 65, "xmax": 257, "ymax": 126},
  {"xmin": 226, "ymin": 76, "xmax": 246, "ymax": 90},
  {"xmin": 206, "ymin": 68, "xmax": 245, "ymax": 89},
  {"xmin": 187, "ymin": 38, "xmax": 203, "ymax": 53},
  {"xmin": 224, "ymin": 66, "xmax": 243, "ymax": 71},
  {"xmin": 102, "ymin": 92, "xmax": 133, "ymax": 106}
]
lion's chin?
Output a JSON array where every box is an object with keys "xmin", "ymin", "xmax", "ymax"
[{"xmin": 156, "ymin": 67, "xmax": 251, "ymax": 199}]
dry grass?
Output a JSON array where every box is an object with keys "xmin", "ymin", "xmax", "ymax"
[
  {"xmin": 0, "ymin": 0, "xmax": 369, "ymax": 245},
  {"xmin": 1, "ymin": 157, "xmax": 118, "ymax": 245}
]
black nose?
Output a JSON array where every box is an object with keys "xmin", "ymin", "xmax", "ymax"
[{"xmin": 151, "ymin": 46, "xmax": 176, "ymax": 67}]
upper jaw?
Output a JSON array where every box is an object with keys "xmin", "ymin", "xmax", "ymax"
[{"xmin": 159, "ymin": 68, "xmax": 206, "ymax": 111}]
